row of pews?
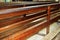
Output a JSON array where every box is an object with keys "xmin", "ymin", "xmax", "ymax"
[
  {"xmin": 0, "ymin": 1, "xmax": 59, "ymax": 9},
  {"xmin": 0, "ymin": 1, "xmax": 60, "ymax": 40}
]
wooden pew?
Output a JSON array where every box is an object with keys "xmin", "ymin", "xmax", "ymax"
[
  {"xmin": 0, "ymin": 3, "xmax": 60, "ymax": 40},
  {"xmin": 0, "ymin": 5, "xmax": 59, "ymax": 27},
  {"xmin": 1, "ymin": 12, "xmax": 60, "ymax": 40},
  {"xmin": 0, "ymin": 1, "xmax": 59, "ymax": 9}
]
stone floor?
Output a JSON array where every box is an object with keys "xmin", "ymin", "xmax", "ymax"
[
  {"xmin": 27, "ymin": 34, "xmax": 44, "ymax": 40},
  {"xmin": 53, "ymin": 32, "xmax": 60, "ymax": 40}
]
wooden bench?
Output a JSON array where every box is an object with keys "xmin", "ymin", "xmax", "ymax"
[{"xmin": 0, "ymin": 3, "xmax": 60, "ymax": 40}]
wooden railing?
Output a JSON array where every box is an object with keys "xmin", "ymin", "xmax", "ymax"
[{"xmin": 0, "ymin": 3, "xmax": 60, "ymax": 40}]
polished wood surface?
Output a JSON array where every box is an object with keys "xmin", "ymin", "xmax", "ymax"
[{"xmin": 0, "ymin": 2, "xmax": 60, "ymax": 40}]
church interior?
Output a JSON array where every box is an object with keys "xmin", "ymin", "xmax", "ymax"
[{"xmin": 0, "ymin": 0, "xmax": 60, "ymax": 40}]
